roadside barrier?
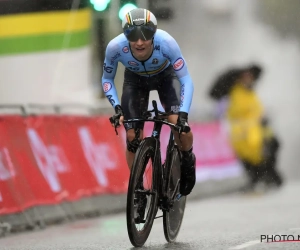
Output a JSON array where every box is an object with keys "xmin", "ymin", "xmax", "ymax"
[{"xmin": 0, "ymin": 112, "xmax": 243, "ymax": 235}]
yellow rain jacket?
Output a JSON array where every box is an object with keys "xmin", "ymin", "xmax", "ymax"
[{"xmin": 226, "ymin": 83, "xmax": 264, "ymax": 165}]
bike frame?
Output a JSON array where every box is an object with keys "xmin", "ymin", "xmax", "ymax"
[
  {"xmin": 120, "ymin": 101, "xmax": 187, "ymax": 247},
  {"xmin": 122, "ymin": 101, "xmax": 181, "ymax": 208}
]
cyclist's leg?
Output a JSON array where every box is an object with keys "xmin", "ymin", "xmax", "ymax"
[
  {"xmin": 156, "ymin": 66, "xmax": 196, "ymax": 195},
  {"xmin": 121, "ymin": 69, "xmax": 149, "ymax": 169}
]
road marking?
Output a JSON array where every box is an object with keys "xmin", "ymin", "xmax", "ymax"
[{"xmin": 229, "ymin": 240, "xmax": 260, "ymax": 249}]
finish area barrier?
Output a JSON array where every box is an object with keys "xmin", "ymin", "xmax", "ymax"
[{"xmin": 0, "ymin": 115, "xmax": 242, "ymax": 215}]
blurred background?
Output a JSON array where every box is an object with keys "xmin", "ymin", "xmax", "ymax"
[
  {"xmin": 0, "ymin": 0, "xmax": 300, "ymax": 181},
  {"xmin": 1, "ymin": 1, "xmax": 300, "ymax": 247}
]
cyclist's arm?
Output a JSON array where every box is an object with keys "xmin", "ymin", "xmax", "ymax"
[
  {"xmin": 102, "ymin": 41, "xmax": 121, "ymax": 108},
  {"xmin": 162, "ymin": 35, "xmax": 194, "ymax": 113}
]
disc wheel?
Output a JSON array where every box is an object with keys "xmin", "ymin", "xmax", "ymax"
[{"xmin": 163, "ymin": 147, "xmax": 186, "ymax": 242}]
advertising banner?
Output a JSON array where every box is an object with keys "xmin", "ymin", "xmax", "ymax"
[{"xmin": 0, "ymin": 114, "xmax": 241, "ymax": 215}]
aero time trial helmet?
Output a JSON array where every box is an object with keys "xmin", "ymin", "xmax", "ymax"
[{"xmin": 122, "ymin": 8, "xmax": 157, "ymax": 42}]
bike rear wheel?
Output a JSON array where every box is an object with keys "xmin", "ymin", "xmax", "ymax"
[
  {"xmin": 163, "ymin": 147, "xmax": 187, "ymax": 242},
  {"xmin": 126, "ymin": 138, "xmax": 159, "ymax": 247}
]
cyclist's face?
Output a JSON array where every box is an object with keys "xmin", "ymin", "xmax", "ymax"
[{"xmin": 129, "ymin": 39, "xmax": 153, "ymax": 61}]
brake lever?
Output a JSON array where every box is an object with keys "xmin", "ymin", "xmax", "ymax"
[
  {"xmin": 176, "ymin": 125, "xmax": 191, "ymax": 144},
  {"xmin": 114, "ymin": 125, "xmax": 119, "ymax": 135},
  {"xmin": 109, "ymin": 116, "xmax": 119, "ymax": 136},
  {"xmin": 176, "ymin": 125, "xmax": 183, "ymax": 144}
]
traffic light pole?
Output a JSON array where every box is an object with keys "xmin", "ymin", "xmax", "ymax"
[{"xmin": 95, "ymin": 17, "xmax": 106, "ymax": 98}]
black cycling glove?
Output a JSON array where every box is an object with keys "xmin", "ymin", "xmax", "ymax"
[
  {"xmin": 109, "ymin": 105, "xmax": 124, "ymax": 128},
  {"xmin": 176, "ymin": 112, "xmax": 191, "ymax": 133}
]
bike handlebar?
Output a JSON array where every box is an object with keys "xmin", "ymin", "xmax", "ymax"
[
  {"xmin": 123, "ymin": 117, "xmax": 181, "ymax": 131},
  {"xmin": 110, "ymin": 100, "xmax": 191, "ymax": 135}
]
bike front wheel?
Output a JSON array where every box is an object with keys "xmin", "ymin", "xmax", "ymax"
[
  {"xmin": 163, "ymin": 147, "xmax": 187, "ymax": 242},
  {"xmin": 126, "ymin": 137, "xmax": 159, "ymax": 247}
]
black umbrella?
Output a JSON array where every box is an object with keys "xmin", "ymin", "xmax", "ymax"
[{"xmin": 208, "ymin": 64, "xmax": 263, "ymax": 100}]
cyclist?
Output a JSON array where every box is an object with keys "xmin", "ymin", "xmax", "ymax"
[{"xmin": 103, "ymin": 8, "xmax": 196, "ymax": 197}]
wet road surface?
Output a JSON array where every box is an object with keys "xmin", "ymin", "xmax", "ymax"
[{"xmin": 0, "ymin": 182, "xmax": 299, "ymax": 250}]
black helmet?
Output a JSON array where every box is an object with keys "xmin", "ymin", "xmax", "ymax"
[{"xmin": 122, "ymin": 8, "xmax": 157, "ymax": 42}]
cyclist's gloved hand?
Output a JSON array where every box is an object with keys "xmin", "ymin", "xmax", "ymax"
[
  {"xmin": 109, "ymin": 105, "xmax": 124, "ymax": 128},
  {"xmin": 176, "ymin": 112, "xmax": 191, "ymax": 134}
]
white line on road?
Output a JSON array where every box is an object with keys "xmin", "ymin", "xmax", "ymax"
[{"xmin": 229, "ymin": 240, "xmax": 260, "ymax": 249}]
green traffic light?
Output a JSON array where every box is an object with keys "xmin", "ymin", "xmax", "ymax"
[
  {"xmin": 118, "ymin": 3, "xmax": 138, "ymax": 20},
  {"xmin": 91, "ymin": 0, "xmax": 111, "ymax": 11}
]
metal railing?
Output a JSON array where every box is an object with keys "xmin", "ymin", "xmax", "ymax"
[{"xmin": 0, "ymin": 103, "xmax": 113, "ymax": 116}]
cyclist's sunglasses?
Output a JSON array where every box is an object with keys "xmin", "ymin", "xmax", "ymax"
[{"xmin": 125, "ymin": 25, "xmax": 156, "ymax": 42}]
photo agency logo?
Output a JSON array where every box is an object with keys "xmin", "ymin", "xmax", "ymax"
[{"xmin": 261, "ymin": 234, "xmax": 300, "ymax": 243}]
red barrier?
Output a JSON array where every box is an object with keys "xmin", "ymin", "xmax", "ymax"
[
  {"xmin": 0, "ymin": 115, "xmax": 129, "ymax": 215},
  {"xmin": 0, "ymin": 114, "xmax": 241, "ymax": 216},
  {"xmin": 143, "ymin": 120, "xmax": 242, "ymax": 182},
  {"xmin": 0, "ymin": 115, "xmax": 59, "ymax": 214}
]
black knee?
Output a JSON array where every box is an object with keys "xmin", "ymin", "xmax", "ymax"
[{"xmin": 126, "ymin": 128, "xmax": 141, "ymax": 153}]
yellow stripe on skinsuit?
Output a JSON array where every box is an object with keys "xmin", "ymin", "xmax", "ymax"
[
  {"xmin": 0, "ymin": 8, "xmax": 90, "ymax": 38},
  {"xmin": 136, "ymin": 60, "xmax": 169, "ymax": 75}
]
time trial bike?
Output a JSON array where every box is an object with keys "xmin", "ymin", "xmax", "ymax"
[{"xmin": 110, "ymin": 100, "xmax": 189, "ymax": 247}]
